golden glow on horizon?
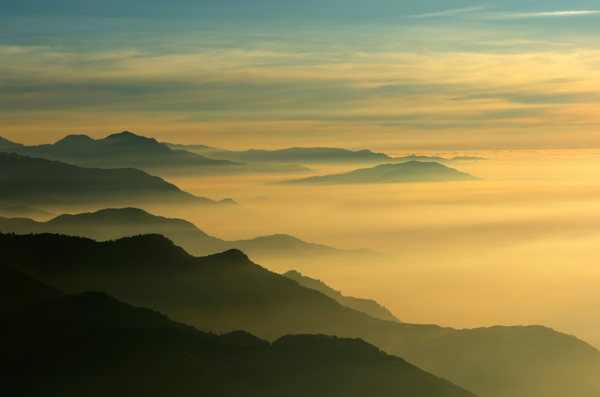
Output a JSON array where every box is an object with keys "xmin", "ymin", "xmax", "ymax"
[{"xmin": 2, "ymin": 43, "xmax": 600, "ymax": 150}]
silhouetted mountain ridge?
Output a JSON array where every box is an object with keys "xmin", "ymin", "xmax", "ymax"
[
  {"xmin": 164, "ymin": 143, "xmax": 485, "ymax": 165},
  {"xmin": 284, "ymin": 161, "xmax": 479, "ymax": 184},
  {"xmin": 0, "ymin": 207, "xmax": 382, "ymax": 261},
  {"xmin": 2, "ymin": 232, "xmax": 599, "ymax": 397},
  {"xmin": 0, "ymin": 263, "xmax": 63, "ymax": 312},
  {"xmin": 0, "ymin": 136, "xmax": 24, "ymax": 149},
  {"xmin": 1, "ymin": 266, "xmax": 476, "ymax": 397},
  {"xmin": 0, "ymin": 132, "xmax": 312, "ymax": 176},
  {"xmin": 0, "ymin": 203, "xmax": 53, "ymax": 219},
  {"xmin": 0, "ymin": 152, "xmax": 232, "ymax": 207},
  {"xmin": 284, "ymin": 270, "xmax": 399, "ymax": 322}
]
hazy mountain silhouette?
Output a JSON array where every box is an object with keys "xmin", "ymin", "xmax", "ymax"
[
  {"xmin": 0, "ymin": 207, "xmax": 382, "ymax": 261},
  {"xmin": 2, "ymin": 232, "xmax": 600, "ymax": 397},
  {"xmin": 1, "ymin": 266, "xmax": 476, "ymax": 397},
  {"xmin": 284, "ymin": 161, "xmax": 479, "ymax": 184},
  {"xmin": 165, "ymin": 143, "xmax": 485, "ymax": 165},
  {"xmin": 0, "ymin": 132, "xmax": 312, "ymax": 176},
  {"xmin": 165, "ymin": 144, "xmax": 393, "ymax": 164},
  {"xmin": 0, "ymin": 203, "xmax": 54, "ymax": 219},
  {"xmin": 283, "ymin": 270, "xmax": 399, "ymax": 322},
  {"xmin": 0, "ymin": 153, "xmax": 233, "ymax": 207},
  {"xmin": 0, "ymin": 136, "xmax": 24, "ymax": 149}
]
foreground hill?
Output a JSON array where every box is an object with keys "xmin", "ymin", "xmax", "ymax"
[
  {"xmin": 0, "ymin": 132, "xmax": 311, "ymax": 176},
  {"xmin": 2, "ymin": 232, "xmax": 600, "ymax": 397},
  {"xmin": 0, "ymin": 207, "xmax": 383, "ymax": 261},
  {"xmin": 1, "ymin": 265, "xmax": 476, "ymax": 397},
  {"xmin": 0, "ymin": 153, "xmax": 232, "ymax": 208},
  {"xmin": 284, "ymin": 270, "xmax": 399, "ymax": 322},
  {"xmin": 284, "ymin": 161, "xmax": 479, "ymax": 184},
  {"xmin": 165, "ymin": 143, "xmax": 485, "ymax": 165}
]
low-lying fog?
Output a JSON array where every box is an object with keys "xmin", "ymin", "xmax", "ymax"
[{"xmin": 139, "ymin": 150, "xmax": 598, "ymax": 349}]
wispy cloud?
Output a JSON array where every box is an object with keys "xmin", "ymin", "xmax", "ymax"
[
  {"xmin": 408, "ymin": 6, "xmax": 489, "ymax": 19},
  {"xmin": 487, "ymin": 10, "xmax": 600, "ymax": 20},
  {"xmin": 476, "ymin": 39, "xmax": 573, "ymax": 47},
  {"xmin": 409, "ymin": 7, "xmax": 600, "ymax": 21}
]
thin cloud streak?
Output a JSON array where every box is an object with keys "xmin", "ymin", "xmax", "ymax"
[
  {"xmin": 408, "ymin": 6, "xmax": 489, "ymax": 19},
  {"xmin": 410, "ymin": 8, "xmax": 600, "ymax": 20},
  {"xmin": 476, "ymin": 40, "xmax": 573, "ymax": 47},
  {"xmin": 488, "ymin": 10, "xmax": 600, "ymax": 20}
]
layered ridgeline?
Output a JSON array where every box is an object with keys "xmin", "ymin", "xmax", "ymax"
[
  {"xmin": 0, "ymin": 207, "xmax": 384, "ymax": 262},
  {"xmin": 165, "ymin": 143, "xmax": 485, "ymax": 165},
  {"xmin": 0, "ymin": 136, "xmax": 24, "ymax": 150},
  {"xmin": 2, "ymin": 232, "xmax": 600, "ymax": 397},
  {"xmin": 283, "ymin": 270, "xmax": 399, "ymax": 322},
  {"xmin": 283, "ymin": 161, "xmax": 479, "ymax": 185},
  {"xmin": 1, "ymin": 265, "xmax": 475, "ymax": 397},
  {"xmin": 0, "ymin": 203, "xmax": 53, "ymax": 220},
  {"xmin": 0, "ymin": 153, "xmax": 233, "ymax": 208},
  {"xmin": 0, "ymin": 132, "xmax": 311, "ymax": 176}
]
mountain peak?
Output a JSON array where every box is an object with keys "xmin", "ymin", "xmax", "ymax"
[
  {"xmin": 0, "ymin": 136, "xmax": 25, "ymax": 150},
  {"xmin": 53, "ymin": 134, "xmax": 95, "ymax": 146},
  {"xmin": 107, "ymin": 131, "xmax": 137, "ymax": 138},
  {"xmin": 204, "ymin": 249, "xmax": 253, "ymax": 266},
  {"xmin": 102, "ymin": 131, "xmax": 163, "ymax": 147}
]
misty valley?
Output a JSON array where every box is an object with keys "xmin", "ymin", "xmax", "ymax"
[{"xmin": 2, "ymin": 131, "xmax": 600, "ymax": 397}]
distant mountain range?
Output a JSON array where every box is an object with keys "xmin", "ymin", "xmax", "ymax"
[
  {"xmin": 0, "ymin": 203, "xmax": 54, "ymax": 219},
  {"xmin": 0, "ymin": 153, "xmax": 233, "ymax": 208},
  {"xmin": 283, "ymin": 161, "xmax": 479, "ymax": 184},
  {"xmin": 165, "ymin": 142, "xmax": 485, "ymax": 165},
  {"xmin": 2, "ymin": 264, "xmax": 475, "ymax": 397},
  {"xmin": 0, "ymin": 132, "xmax": 312, "ymax": 176},
  {"xmin": 284, "ymin": 270, "xmax": 399, "ymax": 322},
  {"xmin": 1, "ymin": 133, "xmax": 484, "ymax": 177},
  {"xmin": 0, "ymin": 207, "xmax": 384, "ymax": 265},
  {"xmin": 0, "ymin": 208, "xmax": 389, "ymax": 319},
  {"xmin": 3, "ymin": 232, "xmax": 599, "ymax": 397}
]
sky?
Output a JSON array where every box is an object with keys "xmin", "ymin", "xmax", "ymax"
[{"xmin": 2, "ymin": 1, "xmax": 600, "ymax": 150}]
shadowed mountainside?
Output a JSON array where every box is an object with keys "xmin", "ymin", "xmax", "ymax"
[
  {"xmin": 0, "ymin": 132, "xmax": 312, "ymax": 176},
  {"xmin": 164, "ymin": 143, "xmax": 485, "ymax": 165},
  {"xmin": 0, "ymin": 153, "xmax": 233, "ymax": 208},
  {"xmin": 284, "ymin": 270, "xmax": 399, "ymax": 322},
  {"xmin": 283, "ymin": 161, "xmax": 479, "ymax": 185},
  {"xmin": 2, "ymin": 232, "xmax": 600, "ymax": 397},
  {"xmin": 0, "ymin": 263, "xmax": 63, "ymax": 312},
  {"xmin": 1, "ymin": 264, "xmax": 476, "ymax": 397},
  {"xmin": 0, "ymin": 207, "xmax": 383, "ymax": 261},
  {"xmin": 0, "ymin": 136, "xmax": 24, "ymax": 150}
]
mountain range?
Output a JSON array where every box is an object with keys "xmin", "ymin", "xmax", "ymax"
[
  {"xmin": 0, "ymin": 132, "xmax": 312, "ymax": 176},
  {"xmin": 0, "ymin": 203, "xmax": 54, "ymax": 219},
  {"xmin": 283, "ymin": 161, "xmax": 479, "ymax": 184},
  {"xmin": 0, "ymin": 136, "xmax": 24, "ymax": 150},
  {"xmin": 0, "ymin": 152, "xmax": 233, "ymax": 208},
  {"xmin": 164, "ymin": 142, "xmax": 485, "ymax": 165},
  {"xmin": 1, "ymin": 264, "xmax": 475, "ymax": 397},
  {"xmin": 0, "ymin": 207, "xmax": 383, "ymax": 264},
  {"xmin": 283, "ymin": 270, "xmax": 399, "ymax": 322},
  {"xmin": 3, "ymin": 232, "xmax": 599, "ymax": 397}
]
